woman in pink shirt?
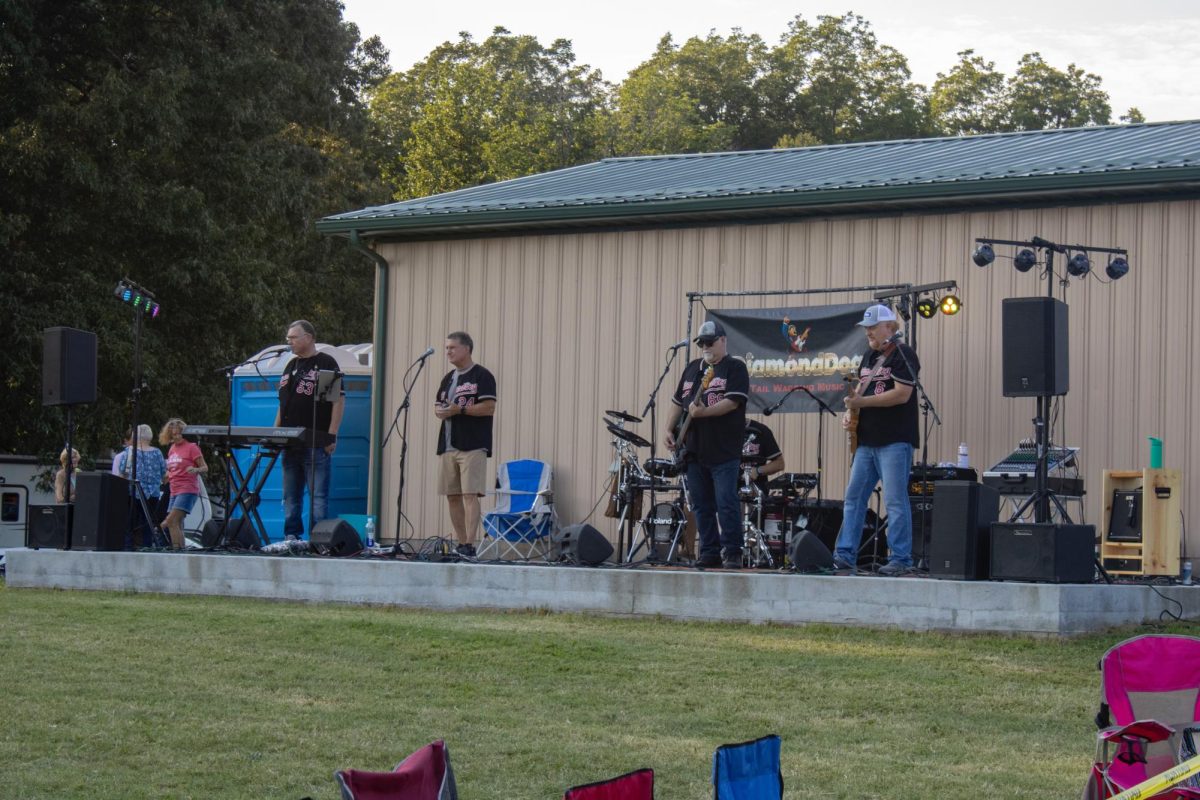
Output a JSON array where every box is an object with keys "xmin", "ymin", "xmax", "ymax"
[{"xmin": 159, "ymin": 418, "xmax": 207, "ymax": 549}]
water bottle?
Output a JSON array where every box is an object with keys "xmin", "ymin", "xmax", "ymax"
[
  {"xmin": 365, "ymin": 516, "xmax": 376, "ymax": 549},
  {"xmin": 957, "ymin": 442, "xmax": 969, "ymax": 469},
  {"xmin": 1184, "ymin": 561, "xmax": 1193, "ymax": 586}
]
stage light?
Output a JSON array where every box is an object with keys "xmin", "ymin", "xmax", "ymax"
[
  {"xmin": 916, "ymin": 298, "xmax": 937, "ymax": 318},
  {"xmin": 1106, "ymin": 256, "xmax": 1129, "ymax": 280},
  {"xmin": 940, "ymin": 295, "xmax": 961, "ymax": 316},
  {"xmin": 972, "ymin": 243, "xmax": 995, "ymax": 267},
  {"xmin": 1013, "ymin": 249, "xmax": 1037, "ymax": 272},
  {"xmin": 112, "ymin": 278, "xmax": 161, "ymax": 318},
  {"xmin": 1067, "ymin": 251, "xmax": 1091, "ymax": 277}
]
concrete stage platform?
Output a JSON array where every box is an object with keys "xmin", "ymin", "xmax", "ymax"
[{"xmin": 6, "ymin": 549, "xmax": 1199, "ymax": 635}]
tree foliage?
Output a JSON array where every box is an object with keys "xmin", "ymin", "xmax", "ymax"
[
  {"xmin": 0, "ymin": 0, "xmax": 390, "ymax": 462},
  {"xmin": 371, "ymin": 28, "xmax": 609, "ymax": 199}
]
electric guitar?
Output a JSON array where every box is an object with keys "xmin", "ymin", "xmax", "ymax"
[
  {"xmin": 671, "ymin": 364, "xmax": 714, "ymax": 465},
  {"xmin": 844, "ymin": 338, "xmax": 899, "ymax": 457}
]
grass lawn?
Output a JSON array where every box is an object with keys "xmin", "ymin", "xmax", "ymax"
[{"xmin": 2, "ymin": 581, "xmax": 1195, "ymax": 799}]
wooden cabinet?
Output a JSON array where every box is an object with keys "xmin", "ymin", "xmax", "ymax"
[{"xmin": 1099, "ymin": 468, "xmax": 1182, "ymax": 576}]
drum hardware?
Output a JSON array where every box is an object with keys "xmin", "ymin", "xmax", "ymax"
[
  {"xmin": 738, "ymin": 466, "xmax": 776, "ymax": 569},
  {"xmin": 605, "ymin": 409, "xmax": 642, "ymax": 423}
]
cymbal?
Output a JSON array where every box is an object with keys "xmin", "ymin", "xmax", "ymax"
[
  {"xmin": 606, "ymin": 423, "xmax": 651, "ymax": 448},
  {"xmin": 605, "ymin": 409, "xmax": 642, "ymax": 423}
]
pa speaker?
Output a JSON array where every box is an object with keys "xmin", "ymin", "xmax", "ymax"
[
  {"xmin": 42, "ymin": 327, "xmax": 98, "ymax": 406},
  {"xmin": 556, "ymin": 523, "xmax": 613, "ymax": 566},
  {"xmin": 201, "ymin": 517, "xmax": 261, "ymax": 550},
  {"xmin": 1002, "ymin": 297, "xmax": 1068, "ymax": 397},
  {"xmin": 928, "ymin": 482, "xmax": 999, "ymax": 580},
  {"xmin": 27, "ymin": 504, "xmax": 72, "ymax": 549},
  {"xmin": 789, "ymin": 530, "xmax": 833, "ymax": 573},
  {"xmin": 989, "ymin": 522, "xmax": 1095, "ymax": 583},
  {"xmin": 792, "ymin": 499, "xmax": 884, "ymax": 568},
  {"xmin": 72, "ymin": 472, "xmax": 130, "ymax": 550},
  {"xmin": 311, "ymin": 518, "xmax": 363, "ymax": 556}
]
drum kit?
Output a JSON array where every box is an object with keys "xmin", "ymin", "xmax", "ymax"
[{"xmin": 602, "ymin": 409, "xmax": 821, "ymax": 568}]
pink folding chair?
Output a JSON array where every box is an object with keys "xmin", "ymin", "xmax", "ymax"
[
  {"xmin": 564, "ymin": 768, "xmax": 654, "ymax": 799},
  {"xmin": 336, "ymin": 739, "xmax": 457, "ymax": 800},
  {"xmin": 1084, "ymin": 635, "xmax": 1200, "ymax": 799}
]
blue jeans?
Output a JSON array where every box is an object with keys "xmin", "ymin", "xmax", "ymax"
[
  {"xmin": 282, "ymin": 448, "xmax": 331, "ymax": 538},
  {"xmin": 686, "ymin": 458, "xmax": 743, "ymax": 557},
  {"xmin": 834, "ymin": 442, "xmax": 914, "ymax": 566}
]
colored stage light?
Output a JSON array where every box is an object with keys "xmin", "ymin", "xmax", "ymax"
[
  {"xmin": 916, "ymin": 298, "xmax": 937, "ymax": 318},
  {"xmin": 940, "ymin": 295, "xmax": 962, "ymax": 316},
  {"xmin": 1106, "ymin": 256, "xmax": 1129, "ymax": 280},
  {"xmin": 972, "ymin": 243, "xmax": 995, "ymax": 267},
  {"xmin": 1013, "ymin": 249, "xmax": 1037, "ymax": 272},
  {"xmin": 1067, "ymin": 252, "xmax": 1091, "ymax": 277}
]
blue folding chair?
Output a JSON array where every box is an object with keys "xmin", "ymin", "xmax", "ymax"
[
  {"xmin": 479, "ymin": 459, "xmax": 557, "ymax": 560},
  {"xmin": 712, "ymin": 734, "xmax": 782, "ymax": 799}
]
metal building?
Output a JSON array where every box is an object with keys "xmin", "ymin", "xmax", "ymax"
[{"xmin": 318, "ymin": 121, "xmax": 1200, "ymax": 559}]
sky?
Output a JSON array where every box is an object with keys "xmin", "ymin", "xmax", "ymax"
[{"xmin": 340, "ymin": 0, "xmax": 1200, "ymax": 123}]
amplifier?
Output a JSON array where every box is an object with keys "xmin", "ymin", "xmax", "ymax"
[
  {"xmin": 909, "ymin": 465, "xmax": 978, "ymax": 495},
  {"xmin": 989, "ymin": 522, "xmax": 1095, "ymax": 583},
  {"xmin": 28, "ymin": 504, "xmax": 72, "ymax": 549}
]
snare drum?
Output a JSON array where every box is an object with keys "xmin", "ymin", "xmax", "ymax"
[{"xmin": 643, "ymin": 458, "xmax": 681, "ymax": 479}]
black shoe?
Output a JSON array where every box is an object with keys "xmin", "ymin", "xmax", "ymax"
[
  {"xmin": 695, "ymin": 553, "xmax": 722, "ymax": 568},
  {"xmin": 455, "ymin": 543, "xmax": 476, "ymax": 558},
  {"xmin": 722, "ymin": 554, "xmax": 743, "ymax": 569},
  {"xmin": 878, "ymin": 560, "xmax": 914, "ymax": 577},
  {"xmin": 831, "ymin": 555, "xmax": 855, "ymax": 571}
]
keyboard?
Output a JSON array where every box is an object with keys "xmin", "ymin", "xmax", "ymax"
[{"xmin": 183, "ymin": 425, "xmax": 335, "ymax": 449}]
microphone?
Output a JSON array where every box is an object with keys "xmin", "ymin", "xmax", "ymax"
[
  {"xmin": 886, "ymin": 331, "xmax": 904, "ymax": 345},
  {"xmin": 763, "ymin": 406, "xmax": 775, "ymax": 416},
  {"xmin": 667, "ymin": 338, "xmax": 689, "ymax": 350},
  {"xmin": 265, "ymin": 345, "xmax": 289, "ymax": 354},
  {"xmin": 416, "ymin": 346, "xmax": 435, "ymax": 361}
]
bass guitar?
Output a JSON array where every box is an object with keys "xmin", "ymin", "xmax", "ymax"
[{"xmin": 671, "ymin": 364, "xmax": 714, "ymax": 465}]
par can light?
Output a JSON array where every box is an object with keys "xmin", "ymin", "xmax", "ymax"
[
  {"xmin": 972, "ymin": 243, "xmax": 995, "ymax": 267},
  {"xmin": 939, "ymin": 295, "xmax": 962, "ymax": 316},
  {"xmin": 1013, "ymin": 248, "xmax": 1038, "ymax": 272},
  {"xmin": 916, "ymin": 298, "xmax": 937, "ymax": 319},
  {"xmin": 1067, "ymin": 252, "xmax": 1091, "ymax": 277},
  {"xmin": 1106, "ymin": 256, "xmax": 1129, "ymax": 280}
]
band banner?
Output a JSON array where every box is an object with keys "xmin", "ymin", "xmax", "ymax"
[{"xmin": 707, "ymin": 302, "xmax": 871, "ymax": 414}]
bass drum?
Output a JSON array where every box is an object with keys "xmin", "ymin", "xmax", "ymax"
[{"xmin": 643, "ymin": 501, "xmax": 695, "ymax": 561}]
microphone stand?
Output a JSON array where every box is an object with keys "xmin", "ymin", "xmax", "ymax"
[
  {"xmin": 794, "ymin": 385, "xmax": 837, "ymax": 503},
  {"xmin": 889, "ymin": 341, "xmax": 941, "ymax": 569},
  {"xmin": 638, "ymin": 344, "xmax": 686, "ymax": 559},
  {"xmin": 384, "ymin": 351, "xmax": 432, "ymax": 556}
]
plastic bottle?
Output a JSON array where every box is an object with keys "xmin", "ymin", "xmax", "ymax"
[
  {"xmin": 365, "ymin": 516, "xmax": 376, "ymax": 549},
  {"xmin": 957, "ymin": 442, "xmax": 969, "ymax": 469},
  {"xmin": 1184, "ymin": 561, "xmax": 1193, "ymax": 586}
]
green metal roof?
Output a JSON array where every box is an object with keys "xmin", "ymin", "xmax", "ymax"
[{"xmin": 319, "ymin": 121, "xmax": 1200, "ymax": 239}]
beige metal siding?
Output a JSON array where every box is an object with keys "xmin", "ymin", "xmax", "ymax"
[{"xmin": 373, "ymin": 198, "xmax": 1200, "ymax": 562}]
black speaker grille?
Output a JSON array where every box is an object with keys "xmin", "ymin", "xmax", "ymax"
[{"xmin": 1002, "ymin": 298, "xmax": 1069, "ymax": 397}]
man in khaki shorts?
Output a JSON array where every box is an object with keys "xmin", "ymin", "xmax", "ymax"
[{"xmin": 433, "ymin": 331, "xmax": 497, "ymax": 556}]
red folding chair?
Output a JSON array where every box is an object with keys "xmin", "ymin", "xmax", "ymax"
[
  {"xmin": 564, "ymin": 767, "xmax": 654, "ymax": 799},
  {"xmin": 336, "ymin": 739, "xmax": 457, "ymax": 800}
]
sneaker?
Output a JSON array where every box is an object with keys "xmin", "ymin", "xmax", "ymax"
[
  {"xmin": 694, "ymin": 553, "xmax": 722, "ymax": 568},
  {"xmin": 722, "ymin": 552, "xmax": 744, "ymax": 569},
  {"xmin": 455, "ymin": 543, "xmax": 476, "ymax": 558},
  {"xmin": 831, "ymin": 555, "xmax": 855, "ymax": 571},
  {"xmin": 878, "ymin": 561, "xmax": 914, "ymax": 577}
]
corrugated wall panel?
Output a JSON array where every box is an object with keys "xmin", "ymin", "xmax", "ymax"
[{"xmin": 375, "ymin": 198, "xmax": 1200, "ymax": 562}]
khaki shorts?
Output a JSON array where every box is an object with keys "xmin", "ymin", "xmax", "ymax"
[{"xmin": 438, "ymin": 450, "xmax": 488, "ymax": 496}]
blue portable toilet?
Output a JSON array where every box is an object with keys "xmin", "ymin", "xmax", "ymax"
[{"xmin": 230, "ymin": 343, "xmax": 372, "ymax": 541}]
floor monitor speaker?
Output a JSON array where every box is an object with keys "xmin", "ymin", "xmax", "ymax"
[
  {"xmin": 557, "ymin": 523, "xmax": 613, "ymax": 566},
  {"xmin": 928, "ymin": 481, "xmax": 1000, "ymax": 580},
  {"xmin": 72, "ymin": 472, "xmax": 130, "ymax": 551},
  {"xmin": 989, "ymin": 522, "xmax": 1095, "ymax": 583},
  {"xmin": 311, "ymin": 518, "xmax": 363, "ymax": 556},
  {"xmin": 788, "ymin": 530, "xmax": 833, "ymax": 573},
  {"xmin": 28, "ymin": 504, "xmax": 72, "ymax": 549}
]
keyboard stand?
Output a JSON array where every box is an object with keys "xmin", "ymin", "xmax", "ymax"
[{"xmin": 211, "ymin": 445, "xmax": 280, "ymax": 549}]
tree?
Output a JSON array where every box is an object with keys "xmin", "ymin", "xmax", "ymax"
[
  {"xmin": 1005, "ymin": 52, "xmax": 1111, "ymax": 130},
  {"xmin": 612, "ymin": 30, "xmax": 771, "ymax": 155},
  {"xmin": 371, "ymin": 28, "xmax": 610, "ymax": 199},
  {"xmin": 0, "ymin": 0, "xmax": 390, "ymax": 462},
  {"xmin": 762, "ymin": 13, "xmax": 931, "ymax": 146},
  {"xmin": 930, "ymin": 50, "xmax": 1007, "ymax": 136}
]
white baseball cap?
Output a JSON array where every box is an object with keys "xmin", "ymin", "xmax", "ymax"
[{"xmin": 857, "ymin": 304, "xmax": 897, "ymax": 327}]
